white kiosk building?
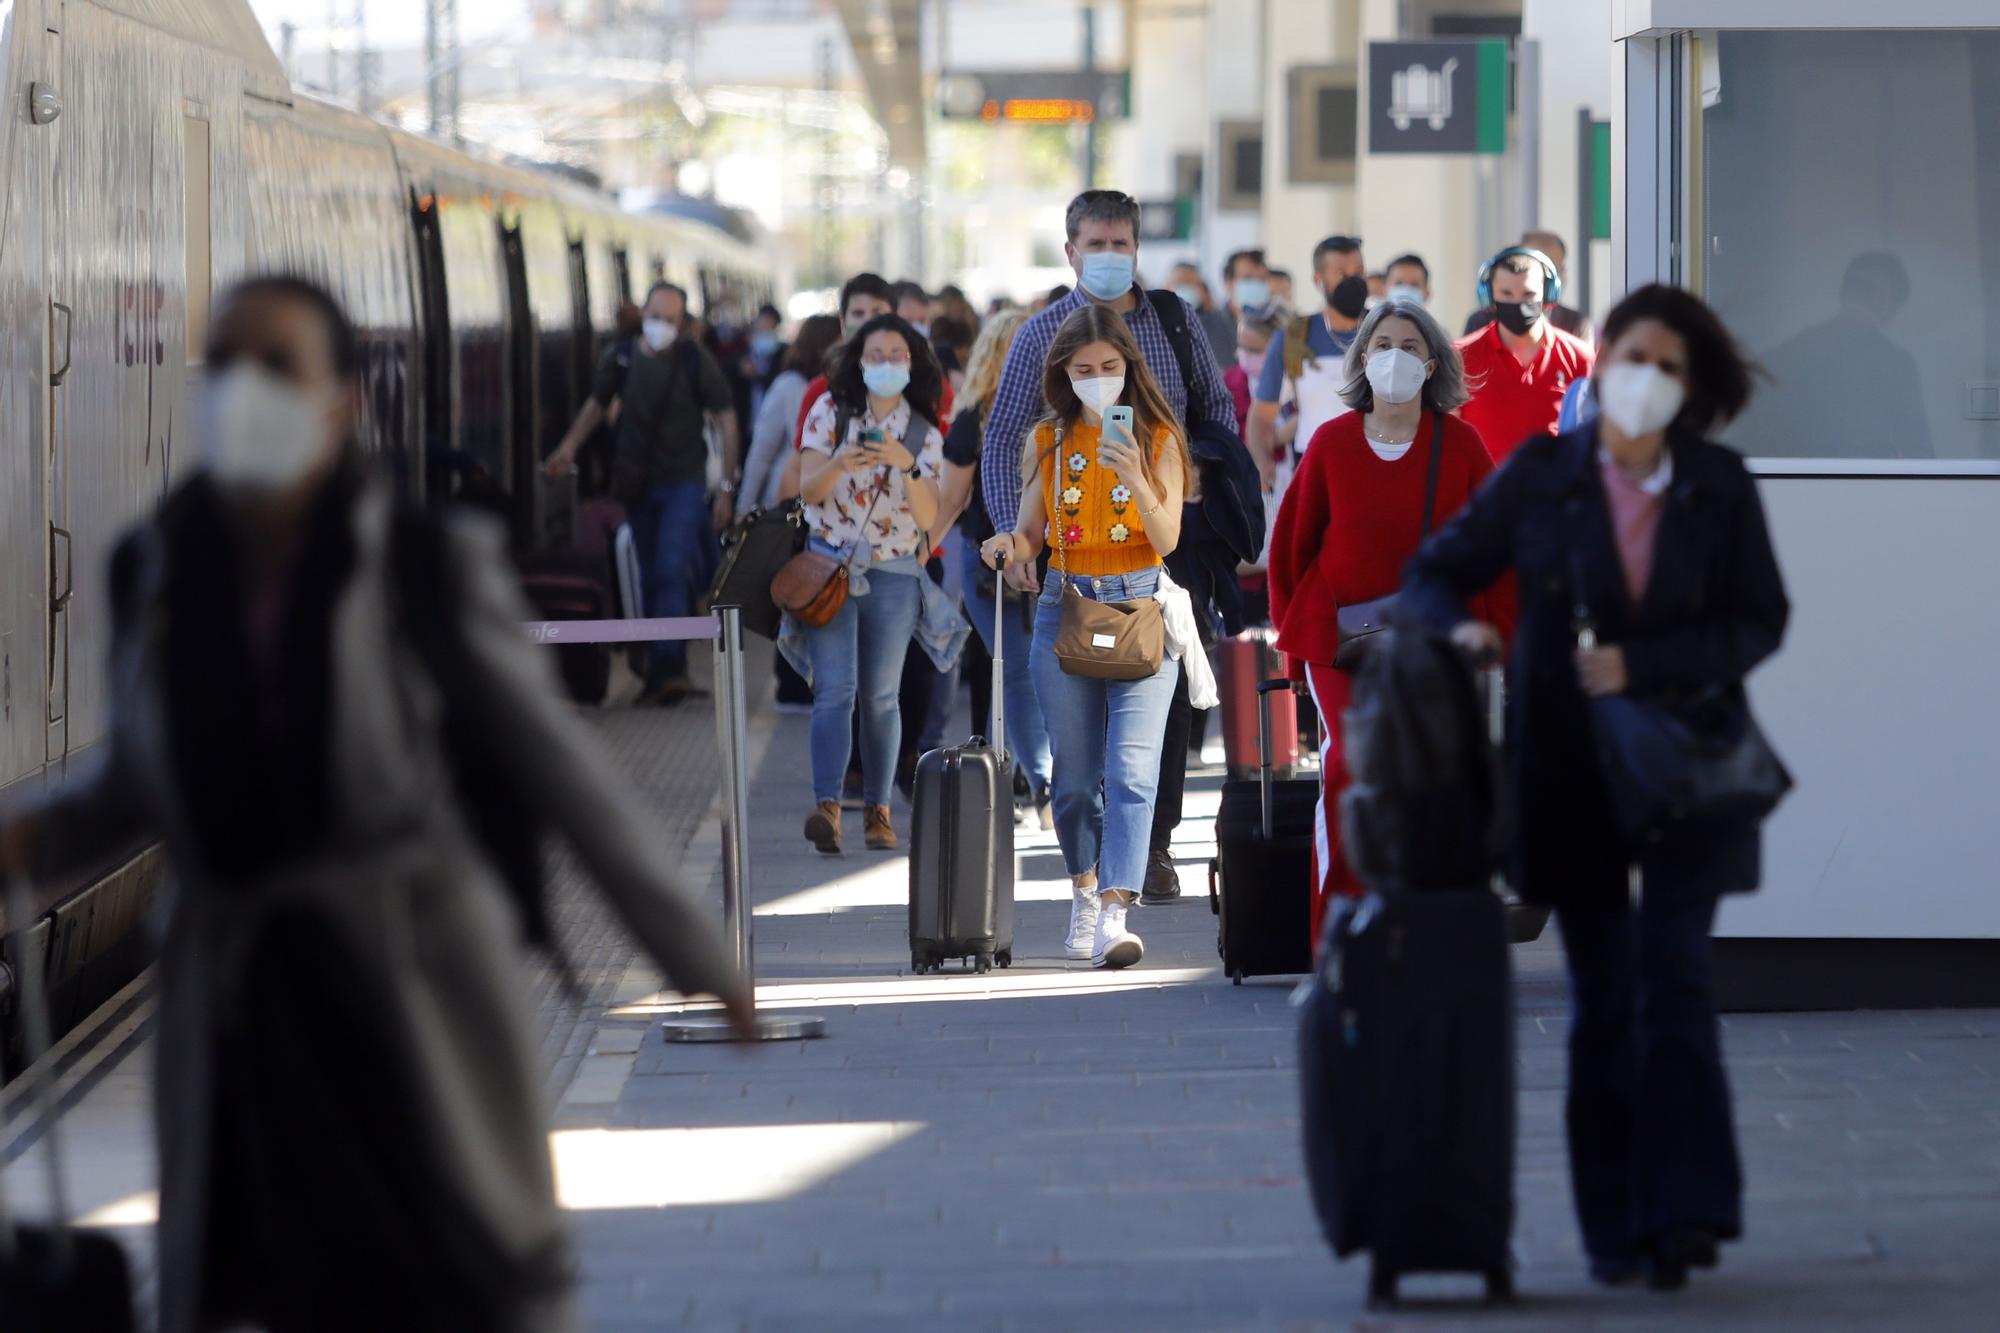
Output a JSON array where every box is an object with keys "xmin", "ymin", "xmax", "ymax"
[{"xmin": 1613, "ymin": 2, "xmax": 2000, "ymax": 1006}]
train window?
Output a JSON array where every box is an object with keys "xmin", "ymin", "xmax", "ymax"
[
  {"xmin": 409, "ymin": 189, "xmax": 452, "ymax": 466},
  {"xmin": 612, "ymin": 247, "xmax": 632, "ymax": 307},
  {"xmin": 184, "ymin": 116, "xmax": 211, "ymax": 364}
]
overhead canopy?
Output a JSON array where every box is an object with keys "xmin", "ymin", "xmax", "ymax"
[{"xmin": 832, "ymin": 0, "xmax": 926, "ymax": 172}]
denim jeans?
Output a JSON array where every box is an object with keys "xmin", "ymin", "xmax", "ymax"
[
  {"xmin": 1557, "ymin": 887, "xmax": 1743, "ymax": 1263},
  {"xmin": 1030, "ymin": 566, "xmax": 1180, "ymax": 894},
  {"xmin": 629, "ymin": 479, "xmax": 712, "ymax": 687},
  {"xmin": 959, "ymin": 532, "xmax": 1053, "ymax": 791},
  {"xmin": 803, "ymin": 567, "xmax": 921, "ymax": 806}
]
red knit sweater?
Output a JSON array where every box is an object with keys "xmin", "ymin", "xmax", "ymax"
[{"xmin": 1269, "ymin": 411, "xmax": 1510, "ymax": 669}]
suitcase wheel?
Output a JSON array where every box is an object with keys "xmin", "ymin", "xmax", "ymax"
[
  {"xmin": 911, "ymin": 954, "xmax": 931, "ymax": 975},
  {"xmin": 1367, "ymin": 1259, "xmax": 1397, "ymax": 1310},
  {"xmin": 974, "ymin": 954, "xmax": 993, "ymax": 975},
  {"xmin": 1207, "ymin": 859, "xmax": 1221, "ymax": 916},
  {"xmin": 1484, "ymin": 1268, "xmax": 1515, "ymax": 1306},
  {"xmin": 1231, "ymin": 969, "xmax": 1244, "ymax": 987},
  {"xmin": 995, "ymin": 950, "xmax": 1012, "ymax": 969}
]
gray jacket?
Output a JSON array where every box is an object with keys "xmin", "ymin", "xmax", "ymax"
[{"xmin": 31, "ymin": 474, "xmax": 739, "ymax": 1332}]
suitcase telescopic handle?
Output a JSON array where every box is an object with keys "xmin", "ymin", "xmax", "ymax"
[
  {"xmin": 1256, "ymin": 678, "xmax": 1289, "ymax": 841},
  {"xmin": 989, "ymin": 582, "xmax": 1007, "ymax": 765}
]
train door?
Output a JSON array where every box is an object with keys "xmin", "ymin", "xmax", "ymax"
[
  {"xmin": 498, "ymin": 219, "xmax": 536, "ymax": 550},
  {"xmin": 35, "ymin": 9, "xmax": 70, "ymax": 766}
]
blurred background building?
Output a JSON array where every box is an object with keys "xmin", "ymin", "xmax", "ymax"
[{"xmin": 252, "ymin": 1, "xmax": 1615, "ymax": 330}]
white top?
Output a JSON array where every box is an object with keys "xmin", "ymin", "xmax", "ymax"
[
  {"xmin": 1365, "ymin": 433, "xmax": 1416, "ymax": 462},
  {"xmin": 1600, "ymin": 447, "xmax": 1676, "ymax": 496},
  {"xmin": 800, "ymin": 395, "xmax": 945, "ymax": 560}
]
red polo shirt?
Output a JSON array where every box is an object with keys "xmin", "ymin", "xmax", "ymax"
[{"xmin": 1454, "ymin": 321, "xmax": 1593, "ymax": 462}]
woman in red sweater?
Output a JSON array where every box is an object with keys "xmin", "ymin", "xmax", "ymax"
[{"xmin": 1268, "ymin": 297, "xmax": 1506, "ymax": 947}]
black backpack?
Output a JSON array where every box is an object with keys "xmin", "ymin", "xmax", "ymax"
[
  {"xmin": 1338, "ymin": 627, "xmax": 1505, "ymax": 893},
  {"xmin": 389, "ymin": 508, "xmax": 576, "ymax": 991}
]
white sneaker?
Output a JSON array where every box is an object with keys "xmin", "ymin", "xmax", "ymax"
[
  {"xmin": 1091, "ymin": 898, "xmax": 1145, "ymax": 970},
  {"xmin": 1065, "ymin": 885, "xmax": 1102, "ymax": 961}
]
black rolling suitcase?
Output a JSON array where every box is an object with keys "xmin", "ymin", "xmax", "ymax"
[
  {"xmin": 908, "ymin": 589, "xmax": 1014, "ymax": 974},
  {"xmin": 1298, "ymin": 889, "xmax": 1515, "ymax": 1306},
  {"xmin": 1208, "ymin": 678, "xmax": 1316, "ymax": 984},
  {"xmin": 2, "ymin": 877, "xmax": 139, "ymax": 1332},
  {"xmin": 1297, "ymin": 627, "xmax": 1515, "ymax": 1307}
]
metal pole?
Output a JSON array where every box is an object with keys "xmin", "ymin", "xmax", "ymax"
[
  {"xmin": 662, "ymin": 607, "xmax": 825, "ymax": 1043},
  {"xmin": 1576, "ymin": 108, "xmax": 1596, "ymax": 319},
  {"xmin": 326, "ymin": 0, "xmax": 341, "ymax": 96},
  {"xmin": 716, "ymin": 605, "xmax": 752, "ymax": 979},
  {"xmin": 1080, "ymin": 5, "xmax": 1097, "ymax": 190}
]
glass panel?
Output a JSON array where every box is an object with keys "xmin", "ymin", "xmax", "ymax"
[{"xmin": 1702, "ymin": 31, "xmax": 2000, "ymax": 465}]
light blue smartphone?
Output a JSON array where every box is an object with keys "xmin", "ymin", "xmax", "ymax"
[{"xmin": 1103, "ymin": 405, "xmax": 1134, "ymax": 441}]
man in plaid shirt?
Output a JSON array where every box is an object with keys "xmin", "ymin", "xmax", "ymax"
[{"xmin": 981, "ymin": 189, "xmax": 1237, "ymax": 906}]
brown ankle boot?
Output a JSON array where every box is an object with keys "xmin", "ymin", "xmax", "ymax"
[
  {"xmin": 804, "ymin": 800, "xmax": 842, "ymax": 854},
  {"xmin": 863, "ymin": 804, "xmax": 898, "ymax": 851}
]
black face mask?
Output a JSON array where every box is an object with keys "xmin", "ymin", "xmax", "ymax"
[
  {"xmin": 1493, "ymin": 300, "xmax": 1544, "ymax": 335},
  {"xmin": 1328, "ymin": 275, "xmax": 1370, "ymax": 320}
]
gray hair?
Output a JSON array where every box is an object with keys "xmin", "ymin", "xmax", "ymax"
[{"xmin": 1339, "ymin": 298, "xmax": 1471, "ymax": 414}]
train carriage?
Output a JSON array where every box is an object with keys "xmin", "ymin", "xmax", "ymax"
[{"xmin": 0, "ymin": 0, "xmax": 776, "ymax": 1051}]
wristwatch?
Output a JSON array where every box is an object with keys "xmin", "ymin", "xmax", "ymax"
[
  {"xmin": 905, "ymin": 460, "xmax": 924, "ymax": 480},
  {"xmin": 718, "ymin": 477, "xmax": 738, "ymax": 496}
]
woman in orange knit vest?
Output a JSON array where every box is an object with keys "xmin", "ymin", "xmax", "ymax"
[{"xmin": 982, "ymin": 306, "xmax": 1190, "ymax": 969}]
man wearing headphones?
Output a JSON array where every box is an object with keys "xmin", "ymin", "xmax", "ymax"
[{"xmin": 1455, "ymin": 245, "xmax": 1595, "ymax": 462}]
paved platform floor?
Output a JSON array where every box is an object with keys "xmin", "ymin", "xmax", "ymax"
[{"xmin": 6, "ymin": 642, "xmax": 1999, "ymax": 1330}]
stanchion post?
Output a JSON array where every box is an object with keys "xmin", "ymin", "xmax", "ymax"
[
  {"xmin": 715, "ymin": 605, "xmax": 752, "ymax": 979},
  {"xmin": 661, "ymin": 605, "xmax": 825, "ymax": 1044}
]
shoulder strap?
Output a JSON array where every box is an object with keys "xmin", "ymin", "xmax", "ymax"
[
  {"xmin": 1420, "ymin": 413, "xmax": 1445, "ymax": 537},
  {"xmin": 1146, "ymin": 289, "xmax": 1200, "ymax": 418},
  {"xmin": 1285, "ymin": 315, "xmax": 1318, "ymax": 380}
]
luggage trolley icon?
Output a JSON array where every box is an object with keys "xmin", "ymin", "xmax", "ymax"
[{"xmin": 1389, "ymin": 56, "xmax": 1459, "ymax": 132}]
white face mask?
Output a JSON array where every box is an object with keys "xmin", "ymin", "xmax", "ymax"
[
  {"xmin": 1364, "ymin": 347, "xmax": 1430, "ymax": 405},
  {"xmin": 196, "ymin": 364, "xmax": 332, "ymax": 494},
  {"xmin": 1597, "ymin": 362, "xmax": 1685, "ymax": 437},
  {"xmin": 1385, "ymin": 284, "xmax": 1428, "ymax": 307},
  {"xmin": 1071, "ymin": 374, "xmax": 1125, "ymax": 418},
  {"xmin": 642, "ymin": 317, "xmax": 677, "ymax": 351}
]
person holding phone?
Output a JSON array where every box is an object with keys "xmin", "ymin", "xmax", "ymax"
[
  {"xmin": 981, "ymin": 305, "xmax": 1190, "ymax": 969},
  {"xmin": 795, "ymin": 314, "xmax": 946, "ymax": 855}
]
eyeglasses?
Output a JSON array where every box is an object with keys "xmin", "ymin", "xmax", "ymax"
[{"xmin": 861, "ymin": 352, "xmax": 911, "ymax": 367}]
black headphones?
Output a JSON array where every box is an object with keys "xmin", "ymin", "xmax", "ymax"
[{"xmin": 1476, "ymin": 245, "xmax": 1562, "ymax": 309}]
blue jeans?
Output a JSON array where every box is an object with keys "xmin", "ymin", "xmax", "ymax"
[
  {"xmin": 959, "ymin": 533, "xmax": 1053, "ymax": 791},
  {"xmin": 1030, "ymin": 566, "xmax": 1180, "ymax": 894},
  {"xmin": 803, "ymin": 568, "xmax": 922, "ymax": 806},
  {"xmin": 629, "ymin": 479, "xmax": 711, "ymax": 687},
  {"xmin": 1557, "ymin": 887, "xmax": 1742, "ymax": 1264}
]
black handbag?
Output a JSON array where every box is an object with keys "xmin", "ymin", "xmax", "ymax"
[
  {"xmin": 707, "ymin": 498, "xmax": 806, "ymax": 640},
  {"xmin": 1569, "ymin": 551, "xmax": 1793, "ymax": 842},
  {"xmin": 1333, "ymin": 414, "xmax": 1444, "ymax": 672}
]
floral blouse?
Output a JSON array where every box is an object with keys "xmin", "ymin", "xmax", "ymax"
[{"xmin": 800, "ymin": 395, "xmax": 945, "ymax": 561}]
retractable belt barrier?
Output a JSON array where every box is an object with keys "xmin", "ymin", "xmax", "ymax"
[{"xmin": 520, "ymin": 605, "xmax": 824, "ymax": 1043}]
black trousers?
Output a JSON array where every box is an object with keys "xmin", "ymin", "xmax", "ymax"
[
  {"xmin": 1148, "ymin": 667, "xmax": 1192, "ymax": 854},
  {"xmin": 1556, "ymin": 884, "xmax": 1743, "ymax": 1263}
]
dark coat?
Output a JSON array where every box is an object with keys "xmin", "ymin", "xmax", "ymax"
[
  {"xmin": 30, "ymin": 473, "xmax": 739, "ymax": 1333},
  {"xmin": 1402, "ymin": 424, "xmax": 1790, "ymax": 907}
]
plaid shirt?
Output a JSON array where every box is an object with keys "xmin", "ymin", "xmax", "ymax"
[{"xmin": 980, "ymin": 285, "xmax": 1233, "ymax": 537}]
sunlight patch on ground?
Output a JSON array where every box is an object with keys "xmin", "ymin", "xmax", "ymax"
[
  {"xmin": 611, "ymin": 966, "xmax": 1219, "ymax": 1017},
  {"xmin": 76, "ymin": 1190, "xmax": 160, "ymax": 1227},
  {"xmin": 69, "ymin": 1124, "xmax": 928, "ymax": 1220},
  {"xmin": 552, "ymin": 1121, "xmax": 925, "ymax": 1209}
]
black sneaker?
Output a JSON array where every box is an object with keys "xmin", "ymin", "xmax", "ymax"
[
  {"xmin": 1034, "ymin": 783, "xmax": 1055, "ymax": 832},
  {"xmin": 1139, "ymin": 847, "xmax": 1182, "ymax": 904}
]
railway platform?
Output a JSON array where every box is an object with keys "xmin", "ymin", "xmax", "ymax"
[{"xmin": 5, "ymin": 643, "xmax": 1999, "ymax": 1331}]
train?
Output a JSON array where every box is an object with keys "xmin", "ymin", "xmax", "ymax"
[{"xmin": 0, "ymin": 0, "xmax": 779, "ymax": 1049}]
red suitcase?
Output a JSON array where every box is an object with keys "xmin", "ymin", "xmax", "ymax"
[{"xmin": 1219, "ymin": 629, "xmax": 1297, "ymax": 781}]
